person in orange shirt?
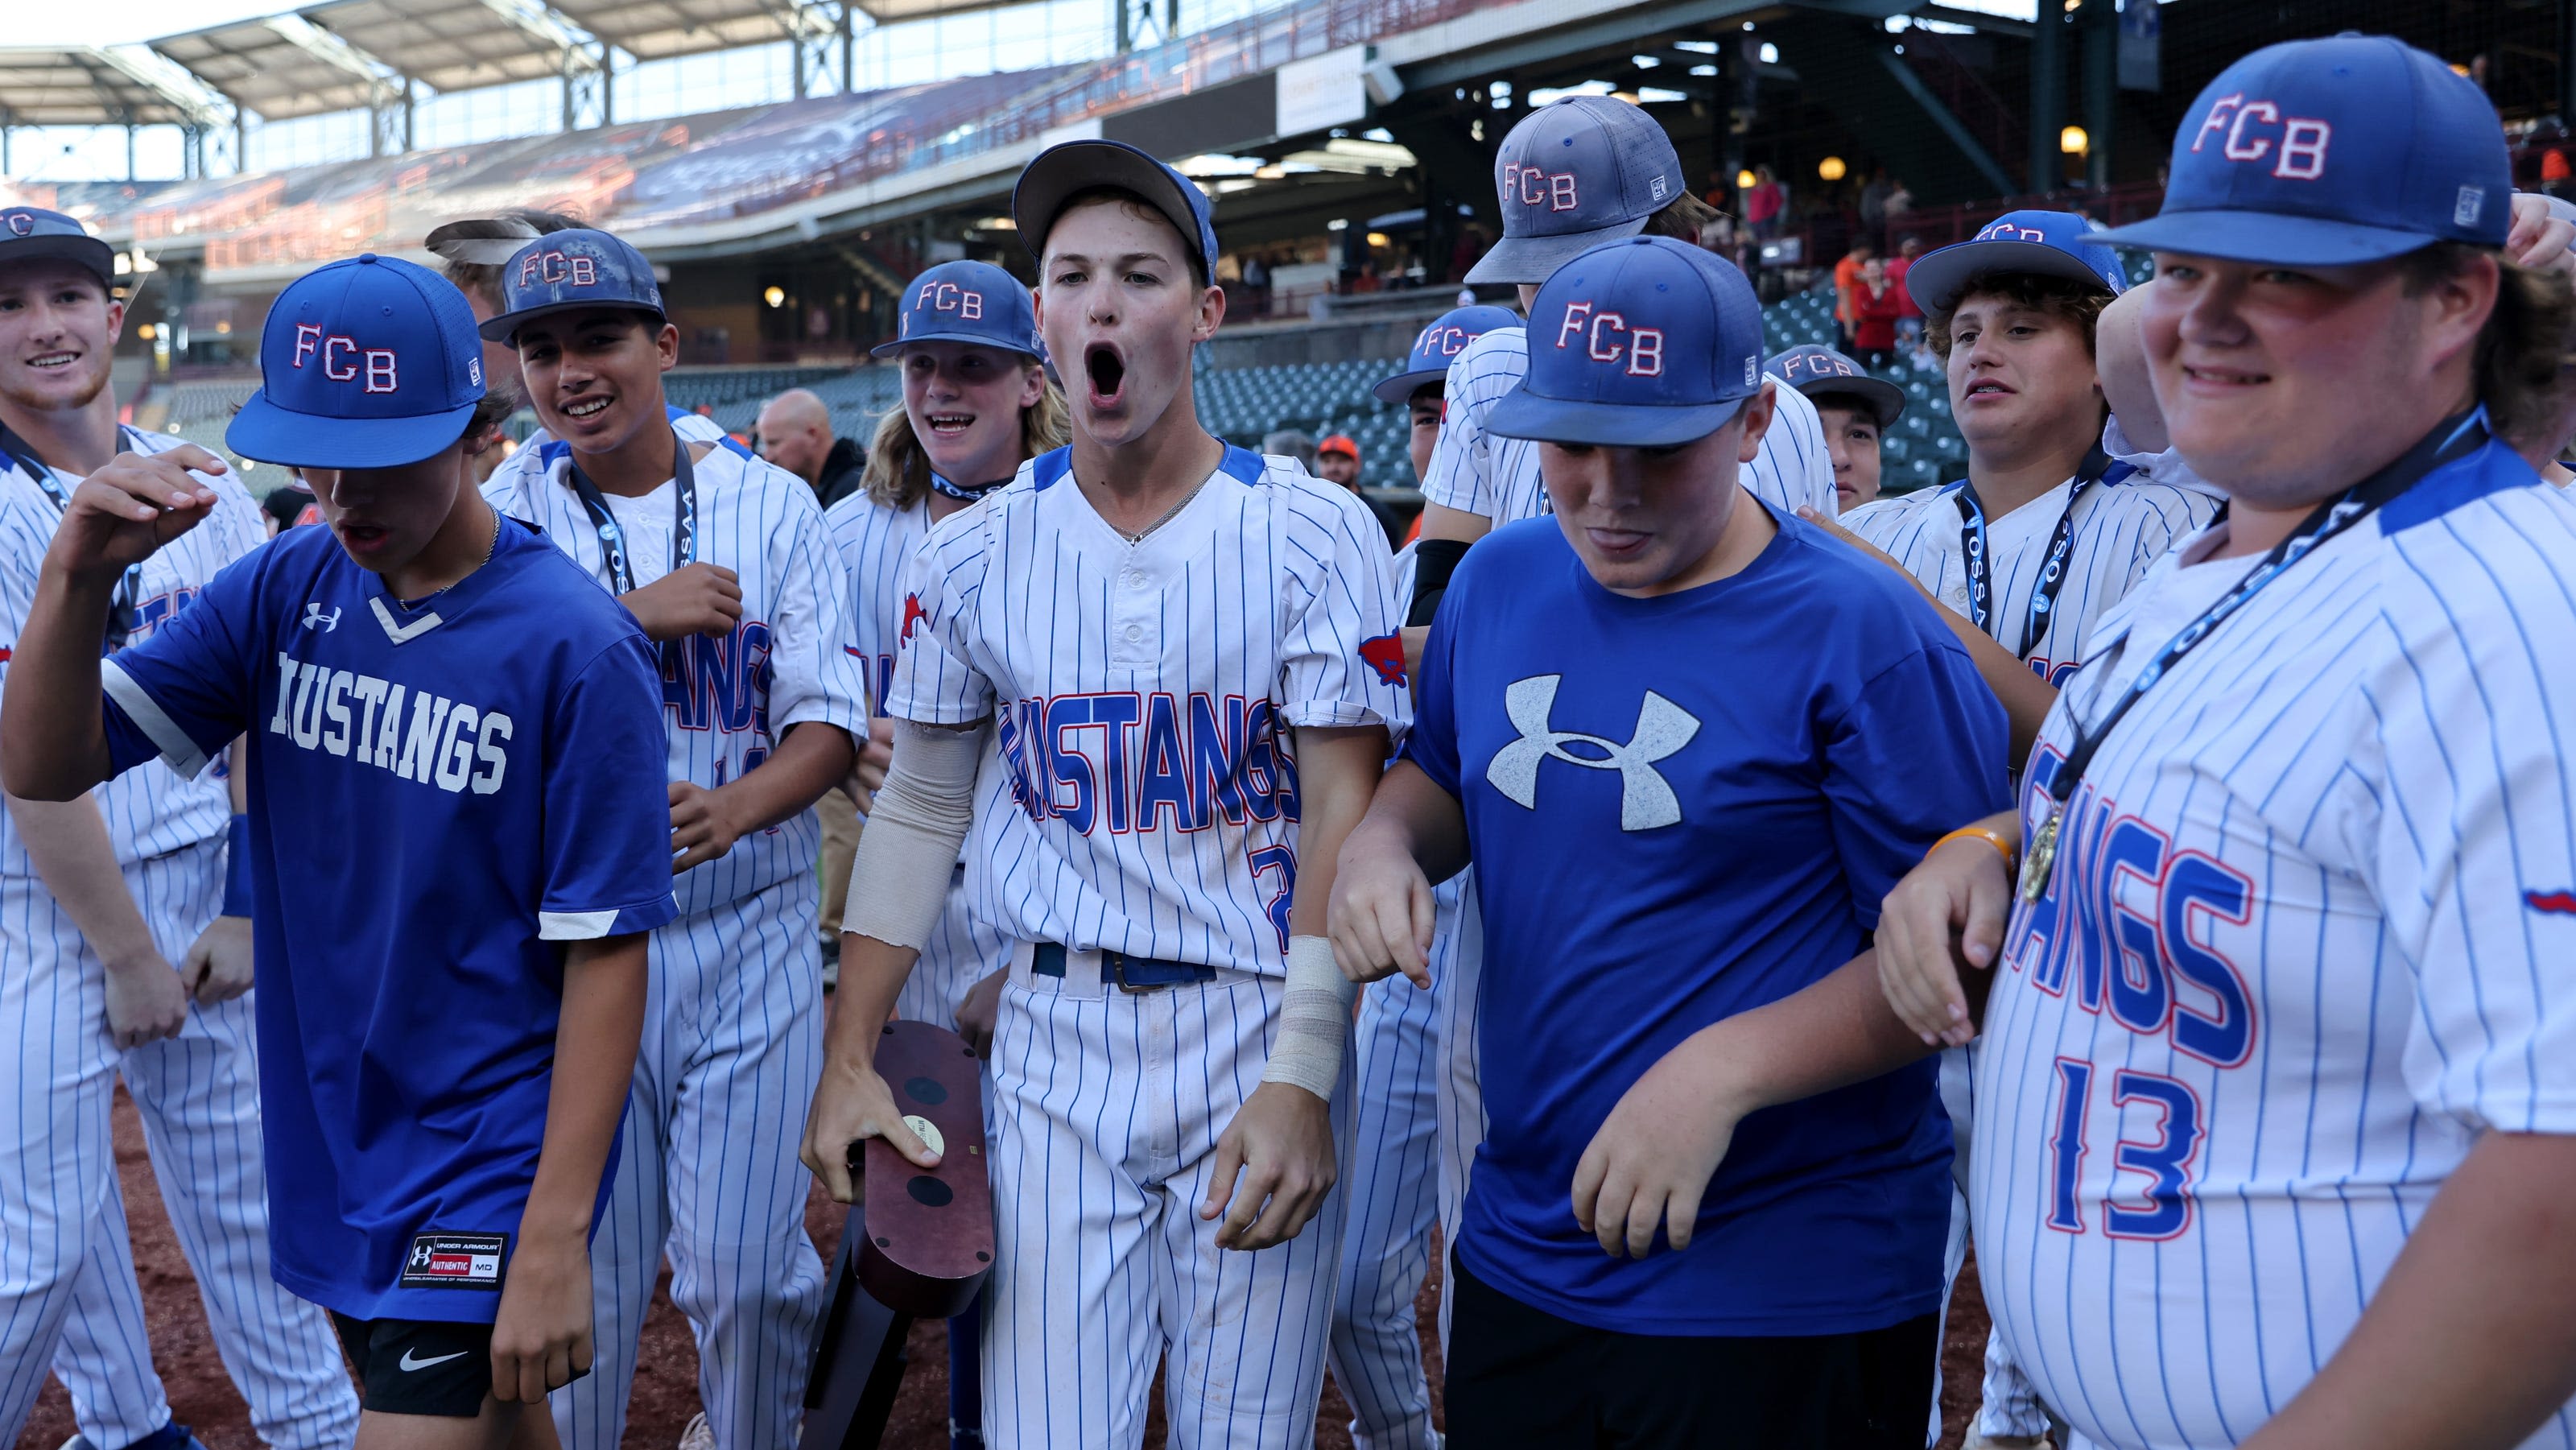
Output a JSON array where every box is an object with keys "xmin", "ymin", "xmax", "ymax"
[{"xmin": 1834, "ymin": 238, "xmax": 1876, "ymax": 350}]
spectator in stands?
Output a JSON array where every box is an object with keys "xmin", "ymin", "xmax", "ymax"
[
  {"xmin": 1241, "ymin": 250, "xmax": 1272, "ymax": 317},
  {"xmin": 1773, "ymin": 343, "xmax": 1904, "ymax": 513},
  {"xmin": 1860, "ymin": 167, "xmax": 1893, "ymax": 248},
  {"xmin": 1888, "ymin": 233, "xmax": 1926, "ymax": 346},
  {"xmin": 754, "ymin": 387, "xmax": 864, "ymax": 510},
  {"xmin": 1264, "ymin": 427, "xmax": 1319, "ymax": 474},
  {"xmin": 1744, "ymin": 164, "xmax": 1785, "ymax": 239},
  {"xmin": 1318, "ymin": 432, "xmax": 1400, "ymax": 544},
  {"xmin": 1832, "ymin": 237, "xmax": 1876, "ymax": 350},
  {"xmin": 1852, "ymin": 255, "xmax": 1904, "ymax": 368},
  {"xmin": 262, "ymin": 477, "xmax": 318, "ymax": 535},
  {"xmin": 1450, "ymin": 225, "xmax": 1488, "ymax": 284}
]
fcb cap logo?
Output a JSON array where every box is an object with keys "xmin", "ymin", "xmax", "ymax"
[
  {"xmin": 229, "ymin": 254, "xmax": 487, "ymax": 470},
  {"xmin": 0, "ymin": 205, "xmax": 116, "ymax": 289},
  {"xmin": 2095, "ymin": 34, "xmax": 2511, "ymax": 265},
  {"xmin": 1488, "ymin": 236, "xmax": 1766, "ymax": 449},
  {"xmin": 1771, "ymin": 345, "xmax": 1906, "ymax": 428},
  {"xmin": 480, "ymin": 228, "xmax": 667, "ymax": 343},
  {"xmin": 1372, "ymin": 304, "xmax": 1521, "ymax": 404},
  {"xmin": 870, "ymin": 259, "xmax": 1042, "ymax": 361},
  {"xmin": 1468, "ymin": 96, "xmax": 1686, "ymax": 287},
  {"xmin": 1903, "ymin": 209, "xmax": 2127, "ymax": 316}
]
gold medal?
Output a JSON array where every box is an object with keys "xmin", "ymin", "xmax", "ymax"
[{"xmin": 2017, "ymin": 806, "xmax": 2062, "ymax": 903}]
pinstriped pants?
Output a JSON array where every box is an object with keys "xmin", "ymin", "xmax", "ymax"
[
  {"xmin": 551, "ymin": 874, "xmax": 829, "ymax": 1450},
  {"xmin": 0, "ymin": 841, "xmax": 357, "ymax": 1450},
  {"xmin": 980, "ymin": 961, "xmax": 1353, "ymax": 1450}
]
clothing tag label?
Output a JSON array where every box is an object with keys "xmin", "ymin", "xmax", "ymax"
[{"xmin": 400, "ymin": 1232, "xmax": 508, "ymax": 1291}]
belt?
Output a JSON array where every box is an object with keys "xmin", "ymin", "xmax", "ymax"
[{"xmin": 1030, "ymin": 942, "xmax": 1220, "ymax": 994}]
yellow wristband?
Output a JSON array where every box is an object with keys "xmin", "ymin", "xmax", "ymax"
[{"xmin": 1932, "ymin": 824, "xmax": 2016, "ymax": 873}]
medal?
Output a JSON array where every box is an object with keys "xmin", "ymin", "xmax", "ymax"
[{"xmin": 2017, "ymin": 806, "xmax": 2061, "ymax": 903}]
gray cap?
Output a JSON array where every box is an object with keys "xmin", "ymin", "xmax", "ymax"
[{"xmin": 1467, "ymin": 97, "xmax": 1686, "ymax": 286}]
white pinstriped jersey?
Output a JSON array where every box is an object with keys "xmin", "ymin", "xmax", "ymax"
[
  {"xmin": 885, "ymin": 444, "xmax": 1410, "ymax": 976},
  {"xmin": 1840, "ymin": 472, "xmax": 2218, "ymax": 686},
  {"xmin": 0, "ymin": 432, "xmax": 265, "ymax": 874},
  {"xmin": 485, "ymin": 440, "xmax": 870, "ymax": 916},
  {"xmin": 1417, "ymin": 324, "xmax": 1838, "ymax": 527},
  {"xmin": 1974, "ymin": 438, "xmax": 2576, "ymax": 1450}
]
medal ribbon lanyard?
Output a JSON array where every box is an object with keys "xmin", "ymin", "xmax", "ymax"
[
  {"xmin": 568, "ymin": 429, "xmax": 696, "ymax": 671},
  {"xmin": 2017, "ymin": 413, "xmax": 2488, "ymax": 903},
  {"xmin": 2, "ymin": 423, "xmax": 149, "ymax": 651},
  {"xmin": 1954, "ymin": 444, "xmax": 2119, "ymax": 662}
]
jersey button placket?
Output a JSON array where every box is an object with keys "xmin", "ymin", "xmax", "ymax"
[{"xmin": 1113, "ymin": 563, "xmax": 1158, "ymax": 666}]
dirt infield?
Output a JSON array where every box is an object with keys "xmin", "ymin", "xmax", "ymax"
[{"xmin": 14, "ymin": 1087, "xmax": 1991, "ymax": 1450}]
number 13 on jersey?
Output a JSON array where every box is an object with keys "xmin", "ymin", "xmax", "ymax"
[{"xmin": 2046, "ymin": 1057, "xmax": 2206, "ymax": 1240}]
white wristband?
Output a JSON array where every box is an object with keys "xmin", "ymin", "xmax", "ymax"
[{"xmin": 1260, "ymin": 935, "xmax": 1356, "ymax": 1103}]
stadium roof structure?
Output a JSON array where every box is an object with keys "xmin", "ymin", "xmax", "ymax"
[
  {"xmin": 846, "ymin": 0, "xmax": 1024, "ymax": 21},
  {"xmin": 151, "ymin": 17, "xmax": 399, "ymax": 122},
  {"xmin": 539, "ymin": 0, "xmax": 841, "ymax": 63},
  {"xmin": 0, "ymin": 46, "xmax": 229, "ymax": 129},
  {"xmin": 305, "ymin": 0, "xmax": 601, "ymax": 94}
]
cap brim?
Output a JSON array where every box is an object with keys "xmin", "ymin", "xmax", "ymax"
[
  {"xmin": 227, "ymin": 391, "xmax": 481, "ymax": 469},
  {"xmin": 868, "ymin": 329, "xmax": 1042, "ymax": 360},
  {"xmin": 478, "ymin": 297, "xmax": 666, "ymax": 343},
  {"xmin": 1464, "ymin": 218, "xmax": 1652, "ymax": 285},
  {"xmin": 1370, "ymin": 367, "xmax": 1446, "ymax": 405},
  {"xmin": 2091, "ymin": 209, "xmax": 2443, "ymax": 266},
  {"xmin": 1014, "ymin": 143, "xmax": 1211, "ymax": 273},
  {"xmin": 1797, "ymin": 375, "xmax": 1907, "ymax": 428},
  {"xmin": 1905, "ymin": 239, "xmax": 2118, "ymax": 315},
  {"xmin": 1485, "ymin": 386, "xmax": 1750, "ymax": 448},
  {"xmin": 0, "ymin": 235, "xmax": 117, "ymax": 287}
]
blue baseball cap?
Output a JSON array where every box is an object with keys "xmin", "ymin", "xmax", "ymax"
[
  {"xmin": 478, "ymin": 228, "xmax": 667, "ymax": 343},
  {"xmin": 1468, "ymin": 97, "xmax": 1687, "ymax": 286},
  {"xmin": 1904, "ymin": 209, "xmax": 2125, "ymax": 315},
  {"xmin": 1372, "ymin": 304, "xmax": 1521, "ymax": 404},
  {"xmin": 1487, "ymin": 236, "xmax": 1765, "ymax": 448},
  {"xmin": 1773, "ymin": 344, "xmax": 1905, "ymax": 428},
  {"xmin": 2095, "ymin": 34, "xmax": 2510, "ymax": 264},
  {"xmin": 1013, "ymin": 140, "xmax": 1220, "ymax": 281},
  {"xmin": 229, "ymin": 254, "xmax": 486, "ymax": 469},
  {"xmin": 871, "ymin": 260, "xmax": 1042, "ymax": 360},
  {"xmin": 0, "ymin": 206, "xmax": 115, "ymax": 288}
]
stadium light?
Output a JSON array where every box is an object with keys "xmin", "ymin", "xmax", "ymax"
[
  {"xmin": 2060, "ymin": 125, "xmax": 2089, "ymax": 155},
  {"xmin": 764, "ymin": 286, "xmax": 786, "ymax": 308},
  {"xmin": 1736, "ymin": 168, "xmax": 1757, "ymax": 190},
  {"xmin": 1365, "ymin": 232, "xmax": 1392, "ymax": 248},
  {"xmin": 1818, "ymin": 156, "xmax": 1847, "ymax": 182}
]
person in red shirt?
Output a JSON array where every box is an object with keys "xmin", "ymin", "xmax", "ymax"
[
  {"xmin": 1886, "ymin": 233, "xmax": 1926, "ymax": 345},
  {"xmin": 1852, "ymin": 256, "xmax": 1905, "ymax": 367}
]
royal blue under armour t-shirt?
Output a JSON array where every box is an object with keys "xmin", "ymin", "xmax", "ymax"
[
  {"xmin": 97, "ymin": 518, "xmax": 676, "ymax": 1322},
  {"xmin": 1404, "ymin": 508, "xmax": 2010, "ymax": 1336}
]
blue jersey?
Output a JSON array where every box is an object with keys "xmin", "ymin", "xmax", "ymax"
[
  {"xmin": 96, "ymin": 520, "xmax": 678, "ymax": 1322},
  {"xmin": 1402, "ymin": 511, "xmax": 2009, "ymax": 1336}
]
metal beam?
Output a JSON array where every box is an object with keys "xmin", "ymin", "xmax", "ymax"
[
  {"xmin": 88, "ymin": 44, "xmax": 233, "ymax": 131},
  {"xmin": 1872, "ymin": 45, "xmax": 2015, "ymax": 198},
  {"xmin": 263, "ymin": 15, "xmax": 401, "ymax": 111},
  {"xmin": 2028, "ymin": 0, "xmax": 2065, "ymax": 192}
]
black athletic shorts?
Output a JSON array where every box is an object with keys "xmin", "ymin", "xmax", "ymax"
[
  {"xmin": 330, "ymin": 1314, "xmax": 497, "ymax": 1418},
  {"xmin": 1446, "ymin": 1258, "xmax": 1940, "ymax": 1449}
]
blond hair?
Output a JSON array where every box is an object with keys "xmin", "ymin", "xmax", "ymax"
[{"xmin": 860, "ymin": 359, "xmax": 1069, "ymax": 509}]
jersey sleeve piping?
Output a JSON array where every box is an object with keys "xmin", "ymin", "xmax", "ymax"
[{"xmin": 100, "ymin": 656, "xmax": 212, "ymax": 778}]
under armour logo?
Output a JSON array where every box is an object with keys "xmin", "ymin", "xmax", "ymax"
[
  {"xmin": 407, "ymin": 1241, "xmax": 435, "ymax": 1271},
  {"xmin": 1486, "ymin": 675, "xmax": 1699, "ymax": 831},
  {"xmin": 301, "ymin": 602, "xmax": 341, "ymax": 632}
]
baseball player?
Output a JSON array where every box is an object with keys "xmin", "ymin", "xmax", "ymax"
[
  {"xmin": 0, "ymin": 208, "xmax": 359, "ymax": 1450},
  {"xmin": 425, "ymin": 212, "xmax": 737, "ymax": 466},
  {"xmin": 1861, "ymin": 35, "xmax": 2576, "ymax": 1448},
  {"xmin": 1319, "ymin": 302, "xmax": 1517, "ymax": 1450},
  {"xmin": 825, "ymin": 258, "xmax": 1064, "ymax": 1448},
  {"xmin": 829, "ymin": 258, "xmax": 1061, "ymax": 1043},
  {"xmin": 1815, "ymin": 213, "xmax": 2222, "ymax": 1447},
  {"xmin": 477, "ymin": 228, "xmax": 868, "ymax": 1450},
  {"xmin": 1773, "ymin": 343, "xmax": 1905, "ymax": 512},
  {"xmin": 0, "ymin": 250, "xmax": 674, "ymax": 1449},
  {"xmin": 800, "ymin": 138, "xmax": 1407, "ymax": 1449},
  {"xmin": 1329, "ymin": 233, "xmax": 2008, "ymax": 1446}
]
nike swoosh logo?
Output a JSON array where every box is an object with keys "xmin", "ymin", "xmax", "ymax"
[{"xmin": 399, "ymin": 1348, "xmax": 470, "ymax": 1372}]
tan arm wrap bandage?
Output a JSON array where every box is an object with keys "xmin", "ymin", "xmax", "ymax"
[
  {"xmin": 1259, "ymin": 934, "xmax": 1358, "ymax": 1102},
  {"xmin": 840, "ymin": 721, "xmax": 985, "ymax": 951}
]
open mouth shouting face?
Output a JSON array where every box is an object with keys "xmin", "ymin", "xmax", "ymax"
[
  {"xmin": 0, "ymin": 260, "xmax": 119, "ymax": 414},
  {"xmin": 901, "ymin": 338, "xmax": 1046, "ymax": 486},
  {"xmin": 1037, "ymin": 196, "xmax": 1220, "ymax": 450}
]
